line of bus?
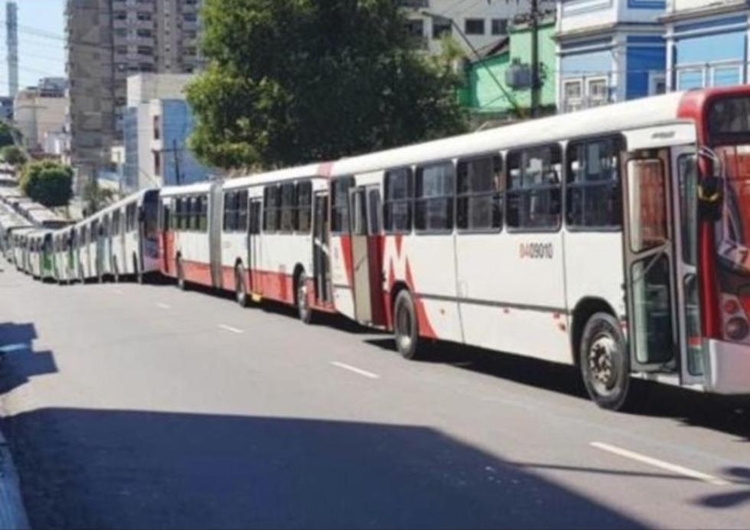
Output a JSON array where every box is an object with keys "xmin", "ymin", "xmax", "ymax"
[{"xmin": 4, "ymin": 85, "xmax": 750, "ymax": 411}]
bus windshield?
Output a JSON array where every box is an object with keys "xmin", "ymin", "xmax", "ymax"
[{"xmin": 706, "ymin": 97, "xmax": 750, "ymax": 335}]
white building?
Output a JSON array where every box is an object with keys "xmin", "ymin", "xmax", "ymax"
[
  {"xmin": 13, "ymin": 87, "xmax": 67, "ymax": 154},
  {"xmin": 126, "ymin": 73, "xmax": 194, "ymax": 107},
  {"xmin": 402, "ymin": 0, "xmax": 555, "ymax": 56}
]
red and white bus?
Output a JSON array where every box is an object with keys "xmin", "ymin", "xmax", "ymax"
[
  {"xmin": 158, "ymin": 166, "xmax": 336, "ymax": 320},
  {"xmin": 319, "ymin": 86, "xmax": 750, "ymax": 410}
]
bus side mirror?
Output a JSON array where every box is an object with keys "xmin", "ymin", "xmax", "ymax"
[{"xmin": 698, "ymin": 176, "xmax": 724, "ymax": 222}]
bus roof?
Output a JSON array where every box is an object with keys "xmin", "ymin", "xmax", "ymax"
[
  {"xmin": 222, "ymin": 163, "xmax": 329, "ymax": 191},
  {"xmin": 329, "ymin": 91, "xmax": 689, "ymax": 176},
  {"xmin": 160, "ymin": 181, "xmax": 216, "ymax": 198}
]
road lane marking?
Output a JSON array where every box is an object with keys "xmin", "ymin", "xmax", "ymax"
[
  {"xmin": 590, "ymin": 441, "xmax": 729, "ymax": 486},
  {"xmin": 156, "ymin": 302, "xmax": 171, "ymax": 309},
  {"xmin": 218, "ymin": 324, "xmax": 244, "ymax": 334},
  {"xmin": 331, "ymin": 361, "xmax": 380, "ymax": 379}
]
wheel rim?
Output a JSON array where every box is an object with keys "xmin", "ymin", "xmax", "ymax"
[
  {"xmin": 588, "ymin": 334, "xmax": 619, "ymax": 396},
  {"xmin": 396, "ymin": 302, "xmax": 412, "ymax": 352},
  {"xmin": 298, "ymin": 278, "xmax": 309, "ymax": 318}
]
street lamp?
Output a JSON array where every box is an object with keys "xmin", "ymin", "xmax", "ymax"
[{"xmin": 420, "ymin": 9, "xmax": 523, "ymax": 118}]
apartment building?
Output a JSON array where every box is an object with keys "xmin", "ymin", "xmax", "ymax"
[
  {"xmin": 66, "ymin": 0, "xmax": 203, "ymax": 190},
  {"xmin": 13, "ymin": 79, "xmax": 68, "ymax": 154}
]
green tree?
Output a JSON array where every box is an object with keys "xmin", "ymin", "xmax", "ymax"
[
  {"xmin": 20, "ymin": 161, "xmax": 73, "ymax": 208},
  {"xmin": 0, "ymin": 122, "xmax": 16, "ymax": 148},
  {"xmin": 2, "ymin": 145, "xmax": 26, "ymax": 166},
  {"xmin": 81, "ymin": 179, "xmax": 117, "ymax": 216},
  {"xmin": 187, "ymin": 0, "xmax": 467, "ymax": 170}
]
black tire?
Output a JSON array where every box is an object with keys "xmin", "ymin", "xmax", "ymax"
[
  {"xmin": 134, "ymin": 255, "xmax": 144, "ymax": 285},
  {"xmin": 296, "ymin": 271, "xmax": 313, "ymax": 324},
  {"xmin": 235, "ymin": 264, "xmax": 249, "ymax": 308},
  {"xmin": 393, "ymin": 290, "xmax": 420, "ymax": 360},
  {"xmin": 580, "ymin": 312, "xmax": 635, "ymax": 411},
  {"xmin": 176, "ymin": 257, "xmax": 186, "ymax": 291}
]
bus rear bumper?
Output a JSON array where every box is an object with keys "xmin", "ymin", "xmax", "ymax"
[{"xmin": 706, "ymin": 339, "xmax": 750, "ymax": 395}]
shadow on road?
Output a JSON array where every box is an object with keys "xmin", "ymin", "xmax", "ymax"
[
  {"xmin": 364, "ymin": 337, "xmax": 750, "ymax": 441},
  {"xmin": 0, "ymin": 321, "xmax": 57, "ymax": 394},
  {"xmin": 2, "ymin": 407, "xmax": 645, "ymax": 530}
]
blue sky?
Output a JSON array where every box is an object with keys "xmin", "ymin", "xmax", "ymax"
[{"xmin": 1, "ymin": 0, "xmax": 65, "ymax": 96}]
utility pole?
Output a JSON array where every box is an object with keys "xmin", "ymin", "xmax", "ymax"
[{"xmin": 530, "ymin": 0, "xmax": 541, "ymax": 117}]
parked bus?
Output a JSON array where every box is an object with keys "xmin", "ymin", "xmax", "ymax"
[
  {"xmin": 27, "ymin": 231, "xmax": 54, "ymax": 281},
  {"xmin": 73, "ymin": 189, "xmax": 160, "ymax": 283},
  {"xmin": 219, "ymin": 165, "xmax": 333, "ymax": 319},
  {"xmin": 316, "ymin": 86, "xmax": 750, "ymax": 410}
]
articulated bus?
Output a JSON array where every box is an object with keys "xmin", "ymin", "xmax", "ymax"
[
  {"xmin": 158, "ymin": 167, "xmax": 336, "ymax": 319},
  {"xmin": 71, "ymin": 189, "xmax": 160, "ymax": 283},
  {"xmin": 313, "ymin": 86, "xmax": 750, "ymax": 410},
  {"xmin": 27, "ymin": 231, "xmax": 54, "ymax": 281}
]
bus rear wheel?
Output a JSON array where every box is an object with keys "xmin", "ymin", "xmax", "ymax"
[
  {"xmin": 580, "ymin": 312, "xmax": 634, "ymax": 411},
  {"xmin": 176, "ymin": 257, "xmax": 186, "ymax": 291},
  {"xmin": 394, "ymin": 290, "xmax": 420, "ymax": 360},
  {"xmin": 235, "ymin": 265, "xmax": 249, "ymax": 308},
  {"xmin": 296, "ymin": 272, "xmax": 313, "ymax": 324}
]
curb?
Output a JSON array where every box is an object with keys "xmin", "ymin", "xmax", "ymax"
[{"xmin": 0, "ymin": 429, "xmax": 29, "ymax": 530}]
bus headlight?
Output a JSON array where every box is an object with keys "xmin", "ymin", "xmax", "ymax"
[{"xmin": 725, "ymin": 317, "xmax": 750, "ymax": 341}]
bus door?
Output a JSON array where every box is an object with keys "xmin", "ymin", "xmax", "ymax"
[
  {"xmin": 313, "ymin": 191, "xmax": 331, "ymax": 304},
  {"xmin": 209, "ymin": 186, "xmax": 224, "ymax": 288},
  {"xmin": 348, "ymin": 185, "xmax": 386, "ymax": 326},
  {"xmin": 247, "ymin": 198, "xmax": 262, "ymax": 299},
  {"xmin": 622, "ymin": 138, "xmax": 702, "ymax": 383}
]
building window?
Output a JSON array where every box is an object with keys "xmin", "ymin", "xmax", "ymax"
[
  {"xmin": 712, "ymin": 64, "xmax": 742, "ymax": 87},
  {"xmin": 562, "ymin": 79, "xmax": 583, "ymax": 113},
  {"xmin": 587, "ymin": 78, "xmax": 609, "ymax": 107},
  {"xmin": 432, "ymin": 18, "xmax": 452, "ymax": 39},
  {"xmin": 676, "ymin": 68, "xmax": 705, "ymax": 90},
  {"xmin": 464, "ymin": 18, "xmax": 485, "ymax": 35},
  {"xmin": 137, "ymin": 11, "xmax": 152, "ymax": 21},
  {"xmin": 137, "ymin": 29, "xmax": 153, "ymax": 38},
  {"xmin": 114, "ymin": 11, "xmax": 127, "ymax": 20},
  {"xmin": 115, "ymin": 45, "xmax": 127, "ymax": 55},
  {"xmin": 153, "ymin": 115, "xmax": 161, "ymax": 140},
  {"xmin": 154, "ymin": 151, "xmax": 161, "ymax": 176},
  {"xmin": 491, "ymin": 18, "xmax": 508, "ymax": 35},
  {"xmin": 184, "ymin": 13, "xmax": 197, "ymax": 22},
  {"xmin": 649, "ymin": 73, "xmax": 666, "ymax": 95}
]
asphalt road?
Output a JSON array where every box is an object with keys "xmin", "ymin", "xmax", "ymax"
[{"xmin": 1, "ymin": 266, "xmax": 750, "ymax": 529}]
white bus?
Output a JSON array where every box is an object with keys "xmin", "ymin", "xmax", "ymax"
[
  {"xmin": 73, "ymin": 189, "xmax": 161, "ymax": 283},
  {"xmin": 320, "ymin": 86, "xmax": 750, "ymax": 410}
]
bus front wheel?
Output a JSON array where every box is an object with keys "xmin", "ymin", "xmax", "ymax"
[
  {"xmin": 580, "ymin": 312, "xmax": 634, "ymax": 412},
  {"xmin": 394, "ymin": 290, "xmax": 420, "ymax": 360}
]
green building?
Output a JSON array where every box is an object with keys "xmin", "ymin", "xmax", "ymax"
[{"xmin": 459, "ymin": 18, "xmax": 556, "ymax": 123}]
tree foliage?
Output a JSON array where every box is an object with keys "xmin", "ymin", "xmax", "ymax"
[
  {"xmin": 0, "ymin": 122, "xmax": 16, "ymax": 149},
  {"xmin": 20, "ymin": 161, "xmax": 74, "ymax": 208},
  {"xmin": 81, "ymin": 180, "xmax": 117, "ymax": 216},
  {"xmin": 2, "ymin": 145, "xmax": 26, "ymax": 166},
  {"xmin": 188, "ymin": 0, "xmax": 468, "ymax": 170}
]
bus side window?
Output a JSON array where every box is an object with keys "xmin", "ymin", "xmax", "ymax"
[
  {"xmin": 456, "ymin": 154, "xmax": 503, "ymax": 232},
  {"xmin": 507, "ymin": 144, "xmax": 562, "ymax": 230},
  {"xmin": 384, "ymin": 168, "xmax": 413, "ymax": 234},
  {"xmin": 295, "ymin": 181, "xmax": 312, "ymax": 233},
  {"xmin": 263, "ymin": 186, "xmax": 280, "ymax": 233},
  {"xmin": 415, "ymin": 161, "xmax": 455, "ymax": 233},
  {"xmin": 566, "ymin": 137, "xmax": 622, "ymax": 229},
  {"xmin": 238, "ymin": 191, "xmax": 248, "ymax": 233}
]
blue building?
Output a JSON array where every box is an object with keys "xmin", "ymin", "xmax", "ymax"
[
  {"xmin": 556, "ymin": 0, "xmax": 667, "ymax": 112},
  {"xmin": 664, "ymin": 2, "xmax": 749, "ymax": 91},
  {"xmin": 122, "ymin": 98, "xmax": 213, "ymax": 191}
]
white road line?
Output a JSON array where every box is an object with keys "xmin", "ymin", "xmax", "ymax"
[
  {"xmin": 330, "ymin": 361, "xmax": 380, "ymax": 380},
  {"xmin": 591, "ymin": 441, "xmax": 729, "ymax": 486},
  {"xmin": 156, "ymin": 302, "xmax": 171, "ymax": 310},
  {"xmin": 218, "ymin": 324, "xmax": 244, "ymax": 334}
]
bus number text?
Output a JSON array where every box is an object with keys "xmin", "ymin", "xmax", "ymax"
[{"xmin": 519, "ymin": 242, "xmax": 554, "ymax": 260}]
